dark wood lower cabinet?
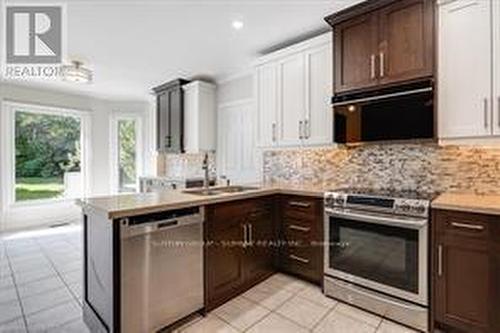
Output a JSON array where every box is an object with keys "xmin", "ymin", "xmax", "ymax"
[
  {"xmin": 432, "ymin": 210, "xmax": 500, "ymax": 333},
  {"xmin": 204, "ymin": 197, "xmax": 276, "ymax": 311},
  {"xmin": 278, "ymin": 195, "xmax": 324, "ymax": 285}
]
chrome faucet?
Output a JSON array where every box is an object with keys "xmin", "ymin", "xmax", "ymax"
[{"xmin": 202, "ymin": 152, "xmax": 210, "ymax": 191}]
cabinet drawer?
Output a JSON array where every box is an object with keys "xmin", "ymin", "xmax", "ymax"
[
  {"xmin": 282, "ymin": 196, "xmax": 321, "ymax": 221},
  {"xmin": 435, "ymin": 210, "xmax": 492, "ymax": 240},
  {"xmin": 281, "ymin": 246, "xmax": 321, "ymax": 283}
]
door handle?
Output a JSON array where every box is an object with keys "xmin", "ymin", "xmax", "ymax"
[
  {"xmin": 370, "ymin": 54, "xmax": 376, "ymax": 79},
  {"xmin": 304, "ymin": 119, "xmax": 310, "ymax": 139},
  {"xmin": 437, "ymin": 245, "xmax": 443, "ymax": 277},
  {"xmin": 272, "ymin": 123, "xmax": 277, "ymax": 142},
  {"xmin": 299, "ymin": 121, "xmax": 304, "ymax": 140},
  {"xmin": 242, "ymin": 224, "xmax": 248, "ymax": 247},
  {"xmin": 379, "ymin": 52, "xmax": 385, "ymax": 78},
  {"xmin": 248, "ymin": 224, "xmax": 253, "ymax": 244}
]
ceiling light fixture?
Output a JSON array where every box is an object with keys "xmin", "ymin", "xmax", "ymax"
[
  {"xmin": 62, "ymin": 60, "xmax": 93, "ymax": 83},
  {"xmin": 232, "ymin": 20, "xmax": 244, "ymax": 30}
]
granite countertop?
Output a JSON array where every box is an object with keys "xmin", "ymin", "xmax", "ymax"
[
  {"xmin": 432, "ymin": 192, "xmax": 500, "ymax": 216},
  {"xmin": 77, "ymin": 183, "xmax": 327, "ymax": 219}
]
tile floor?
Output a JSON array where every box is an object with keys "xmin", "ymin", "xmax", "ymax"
[
  {"xmin": 0, "ymin": 224, "xmax": 87, "ymax": 332},
  {"xmin": 1, "ymin": 224, "xmax": 419, "ymax": 333}
]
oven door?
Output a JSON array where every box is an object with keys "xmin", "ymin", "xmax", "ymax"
[{"xmin": 324, "ymin": 208, "xmax": 428, "ymax": 306}]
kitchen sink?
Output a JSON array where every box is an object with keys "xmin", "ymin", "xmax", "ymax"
[
  {"xmin": 217, "ymin": 186, "xmax": 259, "ymax": 193},
  {"xmin": 183, "ymin": 186, "xmax": 259, "ymax": 196},
  {"xmin": 183, "ymin": 189, "xmax": 223, "ymax": 196}
]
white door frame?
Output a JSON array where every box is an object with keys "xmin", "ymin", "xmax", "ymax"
[
  {"xmin": 0, "ymin": 101, "xmax": 91, "ymax": 209},
  {"xmin": 109, "ymin": 112, "xmax": 143, "ymax": 193}
]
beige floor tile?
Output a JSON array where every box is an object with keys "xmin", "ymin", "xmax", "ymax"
[
  {"xmin": 246, "ymin": 313, "xmax": 308, "ymax": 333},
  {"xmin": 212, "ymin": 296, "xmax": 268, "ymax": 331},
  {"xmin": 334, "ymin": 302, "xmax": 382, "ymax": 327},
  {"xmin": 181, "ymin": 314, "xmax": 240, "ymax": 333},
  {"xmin": 264, "ymin": 273, "xmax": 308, "ymax": 293},
  {"xmin": 313, "ymin": 311, "xmax": 377, "ymax": 333},
  {"xmin": 275, "ymin": 294, "xmax": 330, "ymax": 329},
  {"xmin": 376, "ymin": 319, "xmax": 419, "ymax": 333},
  {"xmin": 296, "ymin": 284, "xmax": 338, "ymax": 309},
  {"xmin": 21, "ymin": 287, "xmax": 73, "ymax": 316},
  {"xmin": 242, "ymin": 281, "xmax": 294, "ymax": 310},
  {"xmin": 0, "ymin": 317, "xmax": 27, "ymax": 332}
]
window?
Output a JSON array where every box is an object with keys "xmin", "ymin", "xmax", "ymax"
[
  {"xmin": 111, "ymin": 115, "xmax": 142, "ymax": 193},
  {"xmin": 15, "ymin": 111, "xmax": 82, "ymax": 201},
  {"xmin": 1, "ymin": 102, "xmax": 89, "ymax": 207}
]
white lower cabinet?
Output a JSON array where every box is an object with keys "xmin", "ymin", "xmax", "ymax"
[
  {"xmin": 255, "ymin": 33, "xmax": 333, "ymax": 148},
  {"xmin": 438, "ymin": 0, "xmax": 500, "ymax": 138}
]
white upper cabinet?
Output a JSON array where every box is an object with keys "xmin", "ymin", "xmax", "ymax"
[
  {"xmin": 256, "ymin": 63, "xmax": 279, "ymax": 147},
  {"xmin": 182, "ymin": 81, "xmax": 217, "ymax": 153},
  {"xmin": 278, "ymin": 53, "xmax": 306, "ymax": 146},
  {"xmin": 438, "ymin": 0, "xmax": 495, "ymax": 138},
  {"xmin": 494, "ymin": 0, "xmax": 500, "ymax": 135},
  {"xmin": 305, "ymin": 45, "xmax": 333, "ymax": 145},
  {"xmin": 255, "ymin": 33, "xmax": 333, "ymax": 148}
]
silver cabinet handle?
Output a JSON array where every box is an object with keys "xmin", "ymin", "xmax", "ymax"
[
  {"xmin": 304, "ymin": 119, "xmax": 310, "ymax": 139},
  {"xmin": 484, "ymin": 98, "xmax": 489, "ymax": 129},
  {"xmin": 379, "ymin": 52, "xmax": 385, "ymax": 78},
  {"xmin": 248, "ymin": 224, "xmax": 253, "ymax": 244},
  {"xmin": 370, "ymin": 54, "xmax": 376, "ymax": 79},
  {"xmin": 299, "ymin": 120, "xmax": 304, "ymax": 140},
  {"xmin": 272, "ymin": 123, "xmax": 277, "ymax": 142},
  {"xmin": 437, "ymin": 245, "xmax": 443, "ymax": 277},
  {"xmin": 288, "ymin": 225, "xmax": 310, "ymax": 232},
  {"xmin": 242, "ymin": 224, "xmax": 248, "ymax": 247},
  {"xmin": 289, "ymin": 254, "xmax": 310, "ymax": 264},
  {"xmin": 451, "ymin": 222, "xmax": 484, "ymax": 231},
  {"xmin": 288, "ymin": 201, "xmax": 311, "ymax": 208}
]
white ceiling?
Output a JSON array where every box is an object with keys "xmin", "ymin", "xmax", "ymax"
[{"xmin": 2, "ymin": 0, "xmax": 363, "ymax": 101}]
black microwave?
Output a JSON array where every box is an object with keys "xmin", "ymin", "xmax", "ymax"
[{"xmin": 332, "ymin": 80, "xmax": 434, "ymax": 144}]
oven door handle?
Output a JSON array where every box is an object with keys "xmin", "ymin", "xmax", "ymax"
[{"xmin": 326, "ymin": 208, "xmax": 428, "ymax": 229}]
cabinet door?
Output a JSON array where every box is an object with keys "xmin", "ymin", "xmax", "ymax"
[
  {"xmin": 438, "ymin": 0, "xmax": 492, "ymax": 138},
  {"xmin": 334, "ymin": 13, "xmax": 379, "ymax": 93},
  {"xmin": 156, "ymin": 92, "xmax": 169, "ymax": 151},
  {"xmin": 205, "ymin": 218, "xmax": 245, "ymax": 310},
  {"xmin": 278, "ymin": 53, "xmax": 306, "ymax": 146},
  {"xmin": 167, "ymin": 88, "xmax": 184, "ymax": 153},
  {"xmin": 435, "ymin": 235, "xmax": 490, "ymax": 332},
  {"xmin": 304, "ymin": 45, "xmax": 333, "ymax": 145},
  {"xmin": 256, "ymin": 64, "xmax": 278, "ymax": 147},
  {"xmin": 493, "ymin": 0, "xmax": 500, "ymax": 136},
  {"xmin": 378, "ymin": 0, "xmax": 434, "ymax": 85},
  {"xmin": 244, "ymin": 204, "xmax": 275, "ymax": 284}
]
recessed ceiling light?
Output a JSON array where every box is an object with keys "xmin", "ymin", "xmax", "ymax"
[{"xmin": 232, "ymin": 20, "xmax": 244, "ymax": 30}]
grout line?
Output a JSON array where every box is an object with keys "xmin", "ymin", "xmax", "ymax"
[
  {"xmin": 309, "ymin": 300, "xmax": 339, "ymax": 332},
  {"xmin": 4, "ymin": 244, "xmax": 30, "ymax": 333}
]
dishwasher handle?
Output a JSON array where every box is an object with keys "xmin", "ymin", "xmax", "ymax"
[{"xmin": 120, "ymin": 208, "xmax": 204, "ymax": 239}]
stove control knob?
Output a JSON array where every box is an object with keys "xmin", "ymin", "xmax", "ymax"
[
  {"xmin": 325, "ymin": 195, "xmax": 335, "ymax": 208},
  {"xmin": 334, "ymin": 196, "xmax": 345, "ymax": 206},
  {"xmin": 398, "ymin": 203, "xmax": 411, "ymax": 212},
  {"xmin": 412, "ymin": 205, "xmax": 427, "ymax": 215}
]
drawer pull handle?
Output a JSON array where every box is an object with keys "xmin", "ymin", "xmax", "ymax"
[
  {"xmin": 289, "ymin": 254, "xmax": 310, "ymax": 264},
  {"xmin": 451, "ymin": 222, "xmax": 484, "ymax": 231},
  {"xmin": 289, "ymin": 201, "xmax": 311, "ymax": 208},
  {"xmin": 288, "ymin": 225, "xmax": 310, "ymax": 232}
]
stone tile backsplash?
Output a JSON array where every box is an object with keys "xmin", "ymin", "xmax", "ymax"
[
  {"xmin": 159, "ymin": 152, "xmax": 216, "ymax": 180},
  {"xmin": 263, "ymin": 143, "xmax": 500, "ymax": 195}
]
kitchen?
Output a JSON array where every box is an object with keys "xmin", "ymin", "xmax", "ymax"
[{"xmin": 1, "ymin": 0, "xmax": 499, "ymax": 332}]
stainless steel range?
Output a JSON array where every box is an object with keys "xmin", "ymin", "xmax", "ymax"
[{"xmin": 323, "ymin": 188, "xmax": 436, "ymax": 332}]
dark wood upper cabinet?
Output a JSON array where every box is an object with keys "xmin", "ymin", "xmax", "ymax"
[
  {"xmin": 432, "ymin": 210, "xmax": 500, "ymax": 333},
  {"xmin": 334, "ymin": 13, "xmax": 379, "ymax": 92},
  {"xmin": 153, "ymin": 79, "xmax": 189, "ymax": 153},
  {"xmin": 378, "ymin": 0, "xmax": 434, "ymax": 85},
  {"xmin": 326, "ymin": 0, "xmax": 434, "ymax": 94}
]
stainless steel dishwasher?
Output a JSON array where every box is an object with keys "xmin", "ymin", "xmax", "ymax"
[{"xmin": 120, "ymin": 207, "xmax": 204, "ymax": 333}]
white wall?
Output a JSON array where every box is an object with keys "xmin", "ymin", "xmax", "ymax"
[{"xmin": 0, "ymin": 82, "xmax": 153, "ymax": 231}]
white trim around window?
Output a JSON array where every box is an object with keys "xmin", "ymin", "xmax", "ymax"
[{"xmin": 0, "ymin": 101, "xmax": 91, "ymax": 209}]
